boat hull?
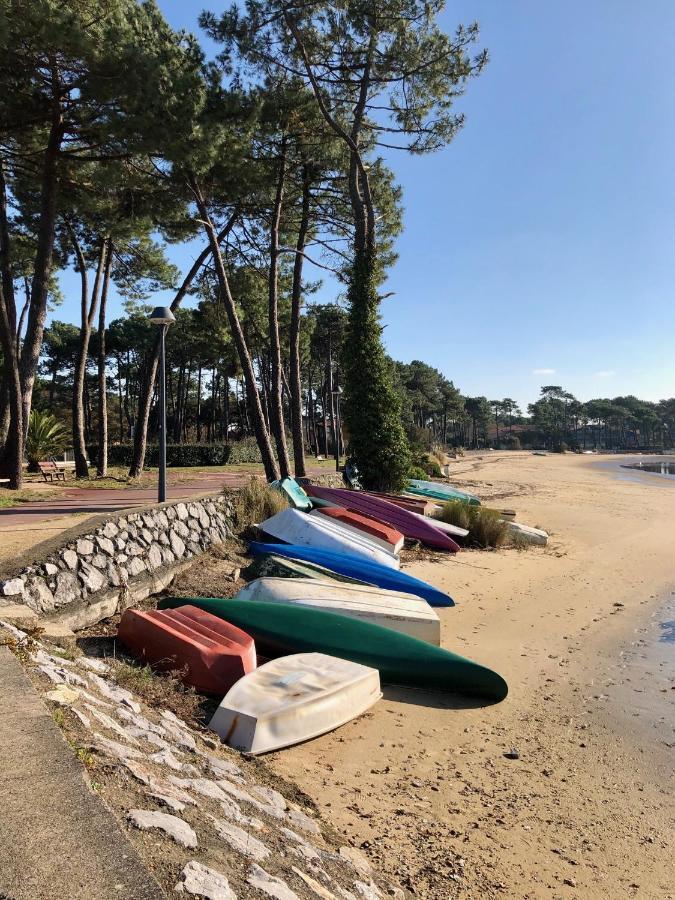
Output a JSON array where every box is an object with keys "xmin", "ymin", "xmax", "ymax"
[
  {"xmin": 304, "ymin": 485, "xmax": 459, "ymax": 552},
  {"xmin": 237, "ymin": 577, "xmax": 441, "ymax": 644},
  {"xmin": 159, "ymin": 598, "xmax": 508, "ymax": 701},
  {"xmin": 407, "ymin": 479, "xmax": 481, "ymax": 505},
  {"xmin": 248, "ymin": 541, "xmax": 454, "ymax": 607},
  {"xmin": 209, "ymin": 652, "xmax": 382, "ymax": 754},
  {"xmin": 260, "ymin": 507, "xmax": 400, "ymax": 570},
  {"xmin": 117, "ymin": 606, "xmax": 256, "ymax": 694},
  {"xmin": 311, "ymin": 507, "xmax": 404, "ymax": 554}
]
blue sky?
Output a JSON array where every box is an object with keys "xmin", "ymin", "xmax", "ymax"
[{"xmin": 54, "ymin": 0, "xmax": 675, "ymax": 411}]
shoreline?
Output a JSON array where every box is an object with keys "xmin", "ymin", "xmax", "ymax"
[{"xmin": 265, "ymin": 452, "xmax": 674, "ymax": 898}]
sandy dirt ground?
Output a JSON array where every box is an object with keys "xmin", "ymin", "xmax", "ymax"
[{"xmin": 264, "ymin": 453, "xmax": 674, "ymax": 899}]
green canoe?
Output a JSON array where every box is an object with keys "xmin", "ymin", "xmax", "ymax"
[
  {"xmin": 158, "ymin": 597, "xmax": 508, "ymax": 702},
  {"xmin": 407, "ymin": 479, "xmax": 481, "ymax": 505}
]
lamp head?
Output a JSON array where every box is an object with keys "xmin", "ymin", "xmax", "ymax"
[{"xmin": 149, "ymin": 306, "xmax": 176, "ymax": 326}]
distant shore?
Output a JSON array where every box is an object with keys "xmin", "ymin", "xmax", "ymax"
[{"xmin": 267, "ymin": 452, "xmax": 674, "ymax": 898}]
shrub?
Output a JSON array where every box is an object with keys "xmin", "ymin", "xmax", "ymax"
[
  {"xmin": 501, "ymin": 434, "xmax": 521, "ymax": 450},
  {"xmin": 551, "ymin": 441, "xmax": 569, "ymax": 454},
  {"xmin": 88, "ymin": 443, "xmax": 233, "ymax": 468},
  {"xmin": 231, "ymin": 477, "xmax": 289, "ymax": 529},
  {"xmin": 408, "ymin": 465, "xmax": 429, "ymax": 480},
  {"xmin": 26, "ymin": 411, "xmax": 69, "ymax": 471},
  {"xmin": 227, "ymin": 436, "xmax": 264, "ymax": 464},
  {"xmin": 437, "ymin": 500, "xmax": 507, "ymax": 549}
]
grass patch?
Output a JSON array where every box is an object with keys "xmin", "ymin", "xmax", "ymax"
[
  {"xmin": 113, "ymin": 660, "xmax": 202, "ymax": 721},
  {"xmin": 437, "ymin": 500, "xmax": 508, "ymax": 549},
  {"xmin": 230, "ymin": 477, "xmax": 289, "ymax": 529}
]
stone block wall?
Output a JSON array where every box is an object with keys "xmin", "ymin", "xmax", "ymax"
[{"xmin": 0, "ymin": 496, "xmax": 234, "ymax": 618}]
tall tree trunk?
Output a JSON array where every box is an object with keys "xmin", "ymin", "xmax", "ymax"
[
  {"xmin": 19, "ymin": 110, "xmax": 63, "ymax": 435},
  {"xmin": 289, "ymin": 165, "xmax": 311, "ymax": 476},
  {"xmin": 96, "ymin": 238, "xmax": 112, "ymax": 477},
  {"xmin": 0, "ymin": 166, "xmax": 22, "ymax": 488},
  {"xmin": 196, "ymin": 365, "xmax": 202, "ymax": 442},
  {"xmin": 188, "ymin": 173, "xmax": 279, "ymax": 480},
  {"xmin": 128, "ymin": 212, "xmax": 239, "ymax": 478},
  {"xmin": 68, "ymin": 226, "xmax": 104, "ymax": 478},
  {"xmin": 267, "ymin": 136, "xmax": 291, "ymax": 477}
]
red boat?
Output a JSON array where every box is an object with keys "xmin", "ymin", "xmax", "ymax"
[
  {"xmin": 305, "ymin": 485, "xmax": 459, "ymax": 553},
  {"xmin": 117, "ymin": 605, "xmax": 256, "ymax": 694},
  {"xmin": 313, "ymin": 506, "xmax": 404, "ymax": 554}
]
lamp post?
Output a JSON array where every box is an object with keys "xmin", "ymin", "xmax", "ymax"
[
  {"xmin": 149, "ymin": 306, "xmax": 176, "ymax": 503},
  {"xmin": 332, "ymin": 385, "xmax": 343, "ymax": 472}
]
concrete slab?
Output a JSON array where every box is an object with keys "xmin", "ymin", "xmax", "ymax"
[{"xmin": 0, "ymin": 647, "xmax": 165, "ymax": 900}]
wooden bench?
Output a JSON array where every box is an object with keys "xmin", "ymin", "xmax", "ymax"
[{"xmin": 38, "ymin": 461, "xmax": 67, "ymax": 482}]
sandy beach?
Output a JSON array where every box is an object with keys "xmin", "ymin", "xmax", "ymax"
[{"xmin": 261, "ymin": 453, "xmax": 674, "ymax": 898}]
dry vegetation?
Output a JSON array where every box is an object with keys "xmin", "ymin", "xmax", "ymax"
[
  {"xmin": 228, "ymin": 477, "xmax": 289, "ymax": 530},
  {"xmin": 437, "ymin": 500, "xmax": 508, "ymax": 549}
]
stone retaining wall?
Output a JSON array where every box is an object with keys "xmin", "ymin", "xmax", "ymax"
[{"xmin": 0, "ymin": 495, "xmax": 235, "ymax": 623}]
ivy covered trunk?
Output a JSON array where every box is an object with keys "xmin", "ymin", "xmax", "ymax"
[{"xmin": 342, "ymin": 245, "xmax": 410, "ymax": 491}]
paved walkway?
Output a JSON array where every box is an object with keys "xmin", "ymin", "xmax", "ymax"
[
  {"xmin": 0, "ymin": 471, "xmax": 255, "ymax": 529},
  {"xmin": 0, "ymin": 646, "xmax": 164, "ymax": 900}
]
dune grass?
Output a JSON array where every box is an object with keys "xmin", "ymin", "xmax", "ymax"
[
  {"xmin": 230, "ymin": 477, "xmax": 289, "ymax": 529},
  {"xmin": 437, "ymin": 500, "xmax": 507, "ymax": 549}
]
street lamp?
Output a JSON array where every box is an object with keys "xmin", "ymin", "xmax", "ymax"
[
  {"xmin": 332, "ymin": 385, "xmax": 343, "ymax": 473},
  {"xmin": 149, "ymin": 306, "xmax": 176, "ymax": 502}
]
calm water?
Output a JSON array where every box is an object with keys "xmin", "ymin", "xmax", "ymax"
[{"xmin": 621, "ymin": 459, "xmax": 675, "ymax": 477}]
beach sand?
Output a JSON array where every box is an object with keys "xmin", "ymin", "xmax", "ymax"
[{"xmin": 266, "ymin": 452, "xmax": 674, "ymax": 898}]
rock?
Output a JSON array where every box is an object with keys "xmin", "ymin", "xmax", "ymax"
[
  {"xmin": 91, "ymin": 553, "xmax": 107, "ymax": 570},
  {"xmin": 107, "ymin": 565, "xmax": 126, "ymax": 587},
  {"xmin": 170, "ymin": 532, "xmax": 186, "ymax": 558},
  {"xmin": 146, "ymin": 544, "xmax": 163, "ymax": 571},
  {"xmin": 165, "ymin": 506, "xmax": 177, "ymax": 521},
  {"xmin": 128, "ymin": 557, "xmax": 146, "ymax": 577},
  {"xmin": 40, "ymin": 622, "xmax": 77, "ymax": 648},
  {"xmin": 339, "ymin": 847, "xmax": 373, "ymax": 877},
  {"xmin": 504, "ymin": 748, "xmax": 520, "ymax": 760},
  {"xmin": 148, "ymin": 749, "xmax": 197, "ymax": 773},
  {"xmin": 250, "ymin": 785, "xmax": 287, "ymax": 812},
  {"xmin": 173, "ymin": 520, "xmax": 190, "ymax": 539},
  {"xmin": 203, "ymin": 754, "xmax": 244, "ymax": 782},
  {"xmin": 115, "ymin": 537, "xmax": 127, "ymax": 552},
  {"xmin": 54, "ymin": 572, "xmax": 80, "ymax": 606},
  {"xmin": 198, "ymin": 509, "xmax": 211, "ymax": 530},
  {"xmin": 117, "ymin": 554, "xmax": 128, "ymax": 564},
  {"xmin": 188, "ymin": 530, "xmax": 200, "ymax": 545},
  {"xmin": 76, "ymin": 538, "xmax": 94, "ymax": 556},
  {"xmin": 156, "ymin": 511, "xmax": 169, "ymax": 529},
  {"xmin": 45, "ymin": 685, "xmax": 80, "ymax": 706},
  {"xmin": 88, "ymin": 673, "xmax": 141, "ymax": 713},
  {"xmin": 23, "ymin": 576, "xmax": 55, "ymax": 613},
  {"xmin": 176, "ymin": 861, "xmax": 237, "ymax": 899},
  {"xmin": 287, "ymin": 806, "xmax": 321, "ymax": 834},
  {"xmin": 141, "ymin": 514, "xmax": 155, "ymax": 529},
  {"xmin": 354, "ymin": 882, "xmax": 384, "ymax": 900},
  {"xmin": 175, "ymin": 502, "xmax": 189, "ymax": 521},
  {"xmin": 78, "ymin": 562, "xmax": 105, "ymax": 593},
  {"xmin": 161, "ymin": 548, "xmax": 176, "ymax": 566},
  {"xmin": 208, "ymin": 815, "xmax": 270, "ymax": 861},
  {"xmin": 0, "ymin": 602, "xmax": 38, "ymax": 630},
  {"xmin": 127, "ymin": 809, "xmax": 197, "ymax": 848},
  {"xmin": 247, "ymin": 865, "xmax": 299, "ymax": 900},
  {"xmin": 158, "ymin": 533, "xmax": 170, "ymax": 547},
  {"xmin": 187, "ymin": 503, "xmax": 201, "ymax": 520},
  {"xmin": 126, "ymin": 542, "xmax": 144, "ymax": 557},
  {"xmin": 96, "ymin": 536, "xmax": 115, "ymax": 556},
  {"xmin": 43, "ymin": 562, "xmax": 59, "ymax": 576},
  {"xmin": 291, "ymin": 868, "xmax": 335, "ymax": 900},
  {"xmin": 187, "ymin": 542, "xmax": 201, "ymax": 556},
  {"xmin": 0, "ymin": 577, "xmax": 25, "ymax": 597},
  {"xmin": 101, "ymin": 521, "xmax": 119, "ymax": 539},
  {"xmin": 78, "ymin": 657, "xmax": 109, "ymax": 673}
]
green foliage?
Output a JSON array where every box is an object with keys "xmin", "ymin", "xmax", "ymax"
[
  {"xmin": 409, "ymin": 452, "xmax": 442, "ymax": 477},
  {"xmin": 25, "ymin": 411, "xmax": 69, "ymax": 470},
  {"xmin": 437, "ymin": 501, "xmax": 507, "ymax": 550},
  {"xmin": 88, "ymin": 443, "xmax": 231, "ymax": 468},
  {"xmin": 408, "ymin": 465, "xmax": 430, "ymax": 480},
  {"xmin": 228, "ymin": 436, "xmax": 265, "ymax": 464},
  {"xmin": 230, "ymin": 477, "xmax": 288, "ymax": 529},
  {"xmin": 342, "ymin": 248, "xmax": 410, "ymax": 491},
  {"xmin": 501, "ymin": 434, "xmax": 521, "ymax": 450}
]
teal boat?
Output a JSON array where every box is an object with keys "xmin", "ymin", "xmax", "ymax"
[
  {"xmin": 270, "ymin": 476, "xmax": 312, "ymax": 511},
  {"xmin": 158, "ymin": 597, "xmax": 508, "ymax": 702},
  {"xmin": 407, "ymin": 479, "xmax": 481, "ymax": 505}
]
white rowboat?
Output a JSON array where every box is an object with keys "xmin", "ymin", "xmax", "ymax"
[
  {"xmin": 237, "ymin": 577, "xmax": 441, "ymax": 645},
  {"xmin": 209, "ymin": 652, "xmax": 382, "ymax": 754},
  {"xmin": 259, "ymin": 508, "xmax": 400, "ymax": 570},
  {"xmin": 504, "ymin": 521, "xmax": 549, "ymax": 546},
  {"xmin": 408, "ymin": 510, "xmax": 469, "ymax": 539}
]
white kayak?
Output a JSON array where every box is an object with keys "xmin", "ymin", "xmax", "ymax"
[
  {"xmin": 259, "ymin": 508, "xmax": 400, "ymax": 570},
  {"xmin": 209, "ymin": 652, "xmax": 382, "ymax": 754},
  {"xmin": 408, "ymin": 510, "xmax": 469, "ymax": 539},
  {"xmin": 504, "ymin": 520, "xmax": 548, "ymax": 546},
  {"xmin": 236, "ymin": 577, "xmax": 441, "ymax": 645},
  {"xmin": 308, "ymin": 508, "xmax": 404, "ymax": 555}
]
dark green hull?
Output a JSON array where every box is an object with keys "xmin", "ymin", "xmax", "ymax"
[{"xmin": 158, "ymin": 597, "xmax": 508, "ymax": 702}]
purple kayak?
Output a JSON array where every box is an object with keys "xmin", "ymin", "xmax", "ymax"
[{"xmin": 305, "ymin": 485, "xmax": 460, "ymax": 553}]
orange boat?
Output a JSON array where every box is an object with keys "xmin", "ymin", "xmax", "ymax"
[
  {"xmin": 117, "ymin": 605, "xmax": 256, "ymax": 694},
  {"xmin": 312, "ymin": 506, "xmax": 404, "ymax": 554}
]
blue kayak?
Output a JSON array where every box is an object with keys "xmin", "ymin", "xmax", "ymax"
[{"xmin": 248, "ymin": 542, "xmax": 455, "ymax": 607}]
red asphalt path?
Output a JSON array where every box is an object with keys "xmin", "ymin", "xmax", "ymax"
[
  {"xmin": 0, "ymin": 466, "xmax": 332, "ymax": 530},
  {"xmin": 0, "ymin": 472, "xmax": 255, "ymax": 529}
]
